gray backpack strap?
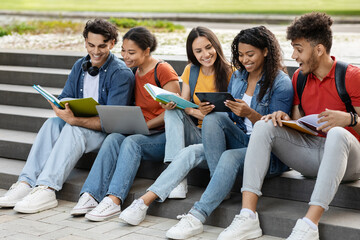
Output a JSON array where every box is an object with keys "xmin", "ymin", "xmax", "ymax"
[{"xmin": 189, "ymin": 64, "xmax": 200, "ymax": 103}]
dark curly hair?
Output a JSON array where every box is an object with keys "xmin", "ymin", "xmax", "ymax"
[
  {"xmin": 186, "ymin": 26, "xmax": 231, "ymax": 92},
  {"xmin": 83, "ymin": 18, "xmax": 118, "ymax": 44},
  {"xmin": 286, "ymin": 12, "xmax": 333, "ymax": 54},
  {"xmin": 231, "ymin": 26, "xmax": 286, "ymax": 101},
  {"xmin": 123, "ymin": 27, "xmax": 157, "ymax": 53}
]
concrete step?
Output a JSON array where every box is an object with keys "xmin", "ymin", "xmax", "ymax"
[
  {"xmin": 0, "ymin": 105, "xmax": 55, "ymax": 132},
  {"xmin": 0, "ymin": 49, "xmax": 82, "ymax": 69},
  {"xmin": 1, "ymin": 128, "xmax": 359, "ymax": 213},
  {"xmin": 0, "ymin": 65, "xmax": 69, "ymax": 88},
  {"xmin": 0, "ymin": 129, "xmax": 35, "ymax": 160},
  {"xmin": 0, "ymin": 158, "xmax": 359, "ymax": 240},
  {"xmin": 0, "ymin": 84, "xmax": 62, "ymax": 108},
  {"xmin": 0, "ymin": 49, "xmax": 300, "ymax": 78}
]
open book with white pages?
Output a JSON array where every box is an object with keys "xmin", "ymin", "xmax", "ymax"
[{"xmin": 281, "ymin": 114, "xmax": 327, "ymax": 136}]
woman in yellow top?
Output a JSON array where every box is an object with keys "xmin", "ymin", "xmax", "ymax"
[{"xmin": 119, "ymin": 26, "xmax": 233, "ymax": 225}]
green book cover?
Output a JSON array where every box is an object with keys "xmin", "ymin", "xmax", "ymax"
[
  {"xmin": 60, "ymin": 98, "xmax": 99, "ymax": 117},
  {"xmin": 33, "ymin": 85, "xmax": 99, "ymax": 117}
]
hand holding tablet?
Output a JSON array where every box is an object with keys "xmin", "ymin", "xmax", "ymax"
[{"xmin": 195, "ymin": 92, "xmax": 236, "ymax": 112}]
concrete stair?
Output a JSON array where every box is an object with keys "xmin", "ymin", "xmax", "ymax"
[{"xmin": 0, "ymin": 49, "xmax": 359, "ymax": 239}]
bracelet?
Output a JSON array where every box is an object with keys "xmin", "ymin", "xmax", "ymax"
[
  {"xmin": 349, "ymin": 112, "xmax": 354, "ymax": 126},
  {"xmin": 349, "ymin": 112, "xmax": 358, "ymax": 127}
]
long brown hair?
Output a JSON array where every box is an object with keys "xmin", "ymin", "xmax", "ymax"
[{"xmin": 186, "ymin": 26, "xmax": 231, "ymax": 92}]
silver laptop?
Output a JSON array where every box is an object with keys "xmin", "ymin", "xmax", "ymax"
[{"xmin": 96, "ymin": 105, "xmax": 163, "ymax": 135}]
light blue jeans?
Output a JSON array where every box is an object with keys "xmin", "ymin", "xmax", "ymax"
[
  {"xmin": 242, "ymin": 120, "xmax": 360, "ymax": 210},
  {"xmin": 19, "ymin": 117, "xmax": 107, "ymax": 191},
  {"xmin": 164, "ymin": 109, "xmax": 202, "ymax": 163},
  {"xmin": 81, "ymin": 132, "xmax": 166, "ymax": 203},
  {"xmin": 188, "ymin": 113, "xmax": 288, "ymax": 223},
  {"xmin": 148, "ymin": 112, "xmax": 249, "ymax": 214}
]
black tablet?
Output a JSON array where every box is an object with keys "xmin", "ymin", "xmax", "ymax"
[{"xmin": 195, "ymin": 92, "xmax": 236, "ymax": 112}]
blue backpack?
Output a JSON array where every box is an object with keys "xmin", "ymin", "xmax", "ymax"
[{"xmin": 189, "ymin": 64, "xmax": 200, "ymax": 103}]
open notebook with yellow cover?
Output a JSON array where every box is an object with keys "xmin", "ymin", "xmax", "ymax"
[{"xmin": 33, "ymin": 85, "xmax": 99, "ymax": 117}]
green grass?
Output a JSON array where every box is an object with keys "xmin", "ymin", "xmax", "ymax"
[
  {"xmin": 0, "ymin": 18, "xmax": 185, "ymax": 37},
  {"xmin": 0, "ymin": 20, "xmax": 84, "ymax": 36},
  {"xmin": 1, "ymin": 0, "xmax": 360, "ymax": 15},
  {"xmin": 109, "ymin": 18, "xmax": 184, "ymax": 32}
]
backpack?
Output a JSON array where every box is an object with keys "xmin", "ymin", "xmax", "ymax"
[
  {"xmin": 132, "ymin": 61, "xmax": 164, "ymax": 88},
  {"xmin": 296, "ymin": 61, "xmax": 356, "ymax": 114},
  {"xmin": 189, "ymin": 64, "xmax": 200, "ymax": 103}
]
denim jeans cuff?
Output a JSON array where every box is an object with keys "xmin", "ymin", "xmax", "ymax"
[
  {"xmin": 18, "ymin": 176, "xmax": 36, "ymax": 188},
  {"xmin": 35, "ymin": 180, "xmax": 60, "ymax": 191},
  {"xmin": 80, "ymin": 190, "xmax": 102, "ymax": 203},
  {"xmin": 147, "ymin": 187, "xmax": 166, "ymax": 202},
  {"xmin": 106, "ymin": 191, "xmax": 125, "ymax": 205},
  {"xmin": 309, "ymin": 201, "xmax": 329, "ymax": 211},
  {"xmin": 240, "ymin": 187, "xmax": 262, "ymax": 197},
  {"xmin": 189, "ymin": 207, "xmax": 206, "ymax": 223}
]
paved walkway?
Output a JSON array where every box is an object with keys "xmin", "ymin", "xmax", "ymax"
[{"xmin": 0, "ymin": 189, "xmax": 282, "ymax": 240}]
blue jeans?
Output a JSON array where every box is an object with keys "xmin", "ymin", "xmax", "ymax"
[
  {"xmin": 148, "ymin": 144, "xmax": 207, "ymax": 201},
  {"xmin": 81, "ymin": 132, "xmax": 166, "ymax": 203},
  {"xmin": 19, "ymin": 117, "xmax": 107, "ymax": 191},
  {"xmin": 189, "ymin": 113, "xmax": 288, "ymax": 223},
  {"xmin": 164, "ymin": 109, "xmax": 202, "ymax": 163},
  {"xmin": 202, "ymin": 112, "xmax": 250, "ymax": 176}
]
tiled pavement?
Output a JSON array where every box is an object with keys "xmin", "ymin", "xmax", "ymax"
[{"xmin": 0, "ymin": 189, "xmax": 282, "ymax": 240}]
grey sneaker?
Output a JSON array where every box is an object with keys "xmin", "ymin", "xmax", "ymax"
[
  {"xmin": 119, "ymin": 198, "xmax": 149, "ymax": 225},
  {"xmin": 166, "ymin": 213, "xmax": 203, "ymax": 239},
  {"xmin": 286, "ymin": 219, "xmax": 319, "ymax": 240}
]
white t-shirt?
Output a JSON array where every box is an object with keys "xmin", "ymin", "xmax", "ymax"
[
  {"xmin": 242, "ymin": 93, "xmax": 253, "ymax": 135},
  {"xmin": 83, "ymin": 72, "xmax": 99, "ymax": 102}
]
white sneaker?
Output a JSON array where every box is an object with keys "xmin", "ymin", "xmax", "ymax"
[
  {"xmin": 217, "ymin": 211, "xmax": 262, "ymax": 240},
  {"xmin": 85, "ymin": 196, "xmax": 120, "ymax": 222},
  {"xmin": 71, "ymin": 192, "xmax": 98, "ymax": 216},
  {"xmin": 286, "ymin": 219, "xmax": 319, "ymax": 240},
  {"xmin": 0, "ymin": 182, "xmax": 32, "ymax": 207},
  {"xmin": 119, "ymin": 198, "xmax": 149, "ymax": 225},
  {"xmin": 14, "ymin": 185, "xmax": 58, "ymax": 213},
  {"xmin": 168, "ymin": 179, "xmax": 188, "ymax": 199},
  {"xmin": 166, "ymin": 213, "xmax": 203, "ymax": 239}
]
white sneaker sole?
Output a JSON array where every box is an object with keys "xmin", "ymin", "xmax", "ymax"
[
  {"xmin": 70, "ymin": 207, "xmax": 96, "ymax": 216},
  {"xmin": 85, "ymin": 210, "xmax": 121, "ymax": 222},
  {"xmin": 0, "ymin": 200, "xmax": 18, "ymax": 207},
  {"xmin": 14, "ymin": 200, "xmax": 58, "ymax": 214},
  {"xmin": 241, "ymin": 229, "xmax": 262, "ymax": 240},
  {"xmin": 219, "ymin": 229, "xmax": 262, "ymax": 240},
  {"xmin": 166, "ymin": 227, "xmax": 203, "ymax": 239},
  {"xmin": 119, "ymin": 213, "xmax": 145, "ymax": 226}
]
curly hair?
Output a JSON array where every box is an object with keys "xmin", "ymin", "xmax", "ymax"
[
  {"xmin": 231, "ymin": 26, "xmax": 286, "ymax": 101},
  {"xmin": 286, "ymin": 12, "xmax": 333, "ymax": 53},
  {"xmin": 186, "ymin": 26, "xmax": 231, "ymax": 92},
  {"xmin": 123, "ymin": 27, "xmax": 157, "ymax": 53},
  {"xmin": 83, "ymin": 18, "xmax": 119, "ymax": 44}
]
